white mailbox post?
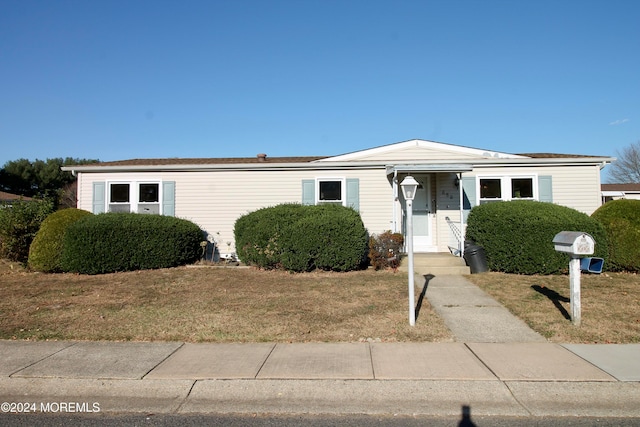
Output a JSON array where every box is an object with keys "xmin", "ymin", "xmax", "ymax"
[{"xmin": 552, "ymin": 231, "xmax": 595, "ymax": 326}]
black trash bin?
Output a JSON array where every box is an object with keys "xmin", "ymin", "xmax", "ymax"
[{"xmin": 463, "ymin": 245, "xmax": 488, "ymax": 274}]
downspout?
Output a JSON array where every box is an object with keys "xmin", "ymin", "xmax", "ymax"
[
  {"xmin": 458, "ymin": 172, "xmax": 464, "ymax": 257},
  {"xmin": 72, "ymin": 170, "xmax": 80, "ymax": 210},
  {"xmin": 392, "ymin": 169, "xmax": 398, "ymax": 233}
]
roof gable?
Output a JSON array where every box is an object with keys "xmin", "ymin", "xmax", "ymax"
[{"xmin": 318, "ymin": 139, "xmax": 526, "ymax": 162}]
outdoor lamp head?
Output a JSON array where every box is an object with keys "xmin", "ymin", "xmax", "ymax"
[{"xmin": 400, "ymin": 176, "xmax": 419, "ymax": 201}]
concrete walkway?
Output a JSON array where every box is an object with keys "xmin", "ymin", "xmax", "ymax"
[
  {"xmin": 420, "ymin": 274, "xmax": 546, "ymax": 342},
  {"xmin": 0, "ymin": 275, "xmax": 638, "ymax": 417}
]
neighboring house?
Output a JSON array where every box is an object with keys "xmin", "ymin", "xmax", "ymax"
[
  {"xmin": 62, "ymin": 139, "xmax": 613, "ymax": 258},
  {"xmin": 0, "ymin": 191, "xmax": 33, "ymax": 205},
  {"xmin": 601, "ymin": 183, "xmax": 640, "ymax": 203}
]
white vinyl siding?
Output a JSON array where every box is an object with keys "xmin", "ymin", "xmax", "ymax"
[
  {"xmin": 74, "ymin": 157, "xmax": 604, "ymax": 256},
  {"xmin": 78, "ymin": 168, "xmax": 393, "ymax": 256}
]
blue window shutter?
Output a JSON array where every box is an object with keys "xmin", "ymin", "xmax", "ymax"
[
  {"xmin": 346, "ymin": 178, "xmax": 360, "ymax": 211},
  {"xmin": 538, "ymin": 176, "xmax": 553, "ymax": 203},
  {"xmin": 92, "ymin": 182, "xmax": 105, "ymax": 214},
  {"xmin": 461, "ymin": 177, "xmax": 476, "ymax": 223},
  {"xmin": 302, "ymin": 180, "xmax": 315, "ymax": 205},
  {"xmin": 163, "ymin": 181, "xmax": 175, "ymax": 216}
]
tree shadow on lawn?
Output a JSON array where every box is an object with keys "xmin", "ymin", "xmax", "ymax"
[{"xmin": 531, "ymin": 284, "xmax": 571, "ymax": 320}]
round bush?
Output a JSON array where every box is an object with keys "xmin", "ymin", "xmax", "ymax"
[
  {"xmin": 28, "ymin": 208, "xmax": 93, "ymax": 272},
  {"xmin": 60, "ymin": 213, "xmax": 203, "ymax": 274},
  {"xmin": 465, "ymin": 201, "xmax": 608, "ymax": 274},
  {"xmin": 234, "ymin": 204, "xmax": 308, "ymax": 269},
  {"xmin": 234, "ymin": 204, "xmax": 368, "ymax": 272},
  {"xmin": 280, "ymin": 205, "xmax": 369, "ymax": 272},
  {"xmin": 592, "ymin": 199, "xmax": 640, "ymax": 272}
]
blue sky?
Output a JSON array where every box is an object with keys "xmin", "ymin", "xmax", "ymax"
[{"xmin": 1, "ymin": 0, "xmax": 638, "ymax": 177}]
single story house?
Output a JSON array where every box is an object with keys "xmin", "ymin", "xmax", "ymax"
[
  {"xmin": 62, "ymin": 139, "xmax": 613, "ymax": 258},
  {"xmin": 601, "ymin": 183, "xmax": 640, "ymax": 203}
]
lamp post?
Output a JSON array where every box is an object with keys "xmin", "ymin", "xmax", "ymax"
[{"xmin": 400, "ymin": 175, "xmax": 419, "ymax": 326}]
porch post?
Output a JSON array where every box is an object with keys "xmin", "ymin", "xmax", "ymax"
[{"xmin": 458, "ymin": 173, "xmax": 464, "ymax": 256}]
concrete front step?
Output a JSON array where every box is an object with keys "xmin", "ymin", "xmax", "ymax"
[{"xmin": 398, "ymin": 253, "xmax": 471, "ymax": 275}]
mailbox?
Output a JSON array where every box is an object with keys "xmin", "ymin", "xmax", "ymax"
[
  {"xmin": 552, "ymin": 231, "xmax": 595, "ymax": 256},
  {"xmin": 552, "ymin": 231, "xmax": 597, "ymax": 327}
]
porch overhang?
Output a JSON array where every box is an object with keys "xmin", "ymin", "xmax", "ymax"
[
  {"xmin": 386, "ymin": 164, "xmax": 474, "ymax": 175},
  {"xmin": 601, "ymin": 191, "xmax": 625, "ymax": 197}
]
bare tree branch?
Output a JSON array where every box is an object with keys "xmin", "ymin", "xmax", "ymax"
[{"xmin": 607, "ymin": 141, "xmax": 640, "ymax": 183}]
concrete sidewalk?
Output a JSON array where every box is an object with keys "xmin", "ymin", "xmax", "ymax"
[
  {"xmin": 0, "ymin": 274, "xmax": 638, "ymax": 417},
  {"xmin": 1, "ymin": 340, "xmax": 639, "ymax": 416}
]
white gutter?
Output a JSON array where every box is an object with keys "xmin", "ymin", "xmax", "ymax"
[
  {"xmin": 61, "ymin": 161, "xmax": 388, "ymax": 173},
  {"xmin": 62, "ymin": 156, "xmax": 615, "ymax": 174}
]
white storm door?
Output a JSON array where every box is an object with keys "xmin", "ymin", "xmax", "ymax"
[{"xmin": 412, "ymin": 175, "xmax": 434, "ymax": 251}]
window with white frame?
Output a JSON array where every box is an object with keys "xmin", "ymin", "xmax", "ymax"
[
  {"xmin": 137, "ymin": 183, "xmax": 160, "ymax": 214},
  {"xmin": 479, "ymin": 176, "xmax": 536, "ymax": 204},
  {"xmin": 109, "ymin": 183, "xmax": 131, "ymax": 212},
  {"xmin": 108, "ymin": 182, "xmax": 161, "ymax": 214},
  {"xmin": 317, "ymin": 178, "xmax": 345, "ymax": 205}
]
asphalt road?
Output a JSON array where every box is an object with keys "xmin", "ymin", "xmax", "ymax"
[{"xmin": 2, "ymin": 414, "xmax": 640, "ymax": 427}]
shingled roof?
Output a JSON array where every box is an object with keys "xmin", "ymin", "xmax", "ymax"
[
  {"xmin": 90, "ymin": 152, "xmax": 607, "ymax": 167},
  {"xmin": 517, "ymin": 153, "xmax": 607, "ymax": 159},
  {"xmin": 601, "ymin": 183, "xmax": 640, "ymax": 191},
  {"xmin": 93, "ymin": 155, "xmax": 328, "ymax": 167}
]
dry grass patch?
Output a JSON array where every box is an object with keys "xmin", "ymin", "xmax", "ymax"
[
  {"xmin": 466, "ymin": 272, "xmax": 640, "ymax": 343},
  {"xmin": 0, "ymin": 261, "xmax": 452, "ymax": 343}
]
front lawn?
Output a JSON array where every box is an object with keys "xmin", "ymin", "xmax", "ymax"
[
  {"xmin": 2, "ymin": 259, "xmax": 638, "ymax": 343},
  {"xmin": 466, "ymin": 272, "xmax": 640, "ymax": 343},
  {"xmin": 0, "ymin": 261, "xmax": 451, "ymax": 342}
]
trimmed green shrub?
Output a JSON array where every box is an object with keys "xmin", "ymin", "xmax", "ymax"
[
  {"xmin": 28, "ymin": 208, "xmax": 93, "ymax": 272},
  {"xmin": 234, "ymin": 204, "xmax": 368, "ymax": 272},
  {"xmin": 60, "ymin": 213, "xmax": 202, "ymax": 274},
  {"xmin": 369, "ymin": 231, "xmax": 404, "ymax": 270},
  {"xmin": 0, "ymin": 199, "xmax": 55, "ymax": 264},
  {"xmin": 465, "ymin": 201, "xmax": 608, "ymax": 274},
  {"xmin": 592, "ymin": 199, "xmax": 640, "ymax": 272},
  {"xmin": 234, "ymin": 204, "xmax": 308, "ymax": 269},
  {"xmin": 279, "ymin": 205, "xmax": 369, "ymax": 272}
]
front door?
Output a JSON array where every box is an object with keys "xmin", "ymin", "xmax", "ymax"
[{"xmin": 401, "ymin": 175, "xmax": 435, "ymax": 252}]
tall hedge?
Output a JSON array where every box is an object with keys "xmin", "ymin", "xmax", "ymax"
[
  {"xmin": 60, "ymin": 213, "xmax": 203, "ymax": 274},
  {"xmin": 234, "ymin": 204, "xmax": 368, "ymax": 272},
  {"xmin": 0, "ymin": 198, "xmax": 55, "ymax": 264},
  {"xmin": 591, "ymin": 199, "xmax": 640, "ymax": 272},
  {"xmin": 465, "ymin": 201, "xmax": 608, "ymax": 274},
  {"xmin": 28, "ymin": 208, "xmax": 93, "ymax": 272}
]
